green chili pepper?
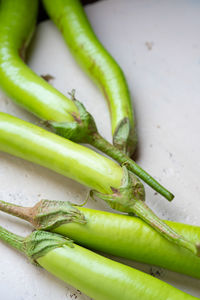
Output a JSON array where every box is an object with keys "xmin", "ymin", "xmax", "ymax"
[
  {"xmin": 42, "ymin": 0, "xmax": 137, "ymax": 156},
  {"xmin": 1, "ymin": 199, "xmax": 200, "ymax": 279},
  {"xmin": 0, "ymin": 225, "xmax": 198, "ymax": 300},
  {"xmin": 0, "ymin": 112, "xmax": 197, "ymax": 254},
  {"xmin": 0, "ymin": 0, "xmax": 174, "ymax": 201}
]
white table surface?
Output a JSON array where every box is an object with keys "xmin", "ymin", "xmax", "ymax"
[{"xmin": 0, "ymin": 0, "xmax": 200, "ymax": 299}]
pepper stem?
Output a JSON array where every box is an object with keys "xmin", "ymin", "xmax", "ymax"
[
  {"xmin": 0, "ymin": 199, "xmax": 86, "ymax": 230},
  {"xmin": 131, "ymin": 200, "xmax": 198, "ymax": 255},
  {"xmin": 90, "ymin": 133, "xmax": 174, "ymax": 201},
  {"xmin": 0, "ymin": 225, "xmax": 72, "ymax": 263},
  {"xmin": 91, "ymin": 168, "xmax": 198, "ymax": 256},
  {"xmin": 0, "ymin": 225, "xmax": 25, "ymax": 253},
  {"xmin": 50, "ymin": 97, "xmax": 174, "ymax": 201},
  {"xmin": 0, "ymin": 200, "xmax": 31, "ymax": 222}
]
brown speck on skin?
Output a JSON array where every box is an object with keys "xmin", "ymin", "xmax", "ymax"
[
  {"xmin": 70, "ymin": 294, "xmax": 78, "ymax": 299},
  {"xmin": 149, "ymin": 267, "xmax": 163, "ymax": 278},
  {"xmin": 145, "ymin": 41, "xmax": 154, "ymax": 51},
  {"xmin": 157, "ymin": 125, "xmax": 160, "ymax": 128},
  {"xmin": 41, "ymin": 74, "xmax": 55, "ymax": 83}
]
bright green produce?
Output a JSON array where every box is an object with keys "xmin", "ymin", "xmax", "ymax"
[
  {"xmin": 0, "ymin": 0, "xmax": 78, "ymax": 124},
  {"xmin": 43, "ymin": 0, "xmax": 137, "ymax": 156},
  {"xmin": 0, "ymin": 225, "xmax": 198, "ymax": 300},
  {"xmin": 0, "ymin": 112, "xmax": 195, "ymax": 253},
  {"xmin": 0, "ymin": 0, "xmax": 173, "ymax": 201},
  {"xmin": 1, "ymin": 199, "xmax": 200, "ymax": 279}
]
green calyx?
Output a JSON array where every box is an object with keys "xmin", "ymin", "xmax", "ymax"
[
  {"xmin": 49, "ymin": 90, "xmax": 98, "ymax": 144},
  {"xmin": 23, "ymin": 230, "xmax": 73, "ymax": 264},
  {"xmin": 91, "ymin": 167, "xmax": 199, "ymax": 255},
  {"xmin": 91, "ymin": 166, "xmax": 145, "ymax": 213},
  {"xmin": 30, "ymin": 199, "xmax": 86, "ymax": 230},
  {"xmin": 0, "ymin": 199, "xmax": 86, "ymax": 230},
  {"xmin": 113, "ymin": 118, "xmax": 137, "ymax": 157},
  {"xmin": 0, "ymin": 225, "xmax": 73, "ymax": 264}
]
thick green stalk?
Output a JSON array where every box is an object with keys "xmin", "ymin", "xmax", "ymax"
[
  {"xmin": 90, "ymin": 132, "xmax": 174, "ymax": 201},
  {"xmin": 130, "ymin": 200, "xmax": 198, "ymax": 255},
  {"xmin": 51, "ymin": 97, "xmax": 174, "ymax": 201},
  {"xmin": 0, "ymin": 225, "xmax": 24, "ymax": 252}
]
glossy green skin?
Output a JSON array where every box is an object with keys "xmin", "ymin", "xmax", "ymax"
[
  {"xmin": 43, "ymin": 0, "xmax": 137, "ymax": 154},
  {"xmin": 0, "ymin": 112, "xmax": 122, "ymax": 193},
  {"xmin": 38, "ymin": 244, "xmax": 197, "ymax": 300},
  {"xmin": 54, "ymin": 207, "xmax": 200, "ymax": 279},
  {"xmin": 0, "ymin": 0, "xmax": 78, "ymax": 123}
]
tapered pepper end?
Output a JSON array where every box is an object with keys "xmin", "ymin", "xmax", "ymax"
[
  {"xmin": 0, "ymin": 199, "xmax": 86, "ymax": 230},
  {"xmin": 113, "ymin": 118, "xmax": 137, "ymax": 157}
]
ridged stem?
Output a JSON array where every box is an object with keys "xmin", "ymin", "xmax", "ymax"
[
  {"xmin": 131, "ymin": 200, "xmax": 197, "ymax": 255},
  {"xmin": 0, "ymin": 200, "xmax": 31, "ymax": 222},
  {"xmin": 90, "ymin": 133, "xmax": 174, "ymax": 201},
  {"xmin": 0, "ymin": 225, "xmax": 24, "ymax": 253}
]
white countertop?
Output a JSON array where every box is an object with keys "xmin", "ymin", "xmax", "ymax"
[{"xmin": 0, "ymin": 0, "xmax": 200, "ymax": 299}]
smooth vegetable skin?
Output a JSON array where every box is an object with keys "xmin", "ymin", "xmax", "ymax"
[
  {"xmin": 42, "ymin": 0, "xmax": 137, "ymax": 156},
  {"xmin": 39, "ymin": 245, "xmax": 197, "ymax": 300},
  {"xmin": 0, "ymin": 0, "xmax": 78, "ymax": 124},
  {"xmin": 0, "ymin": 226, "xmax": 198, "ymax": 300},
  {"xmin": 1, "ymin": 199, "xmax": 200, "ymax": 279},
  {"xmin": 56, "ymin": 207, "xmax": 200, "ymax": 279},
  {"xmin": 0, "ymin": 112, "xmax": 122, "ymax": 193},
  {"xmin": 0, "ymin": 0, "xmax": 173, "ymax": 201},
  {"xmin": 0, "ymin": 112, "xmax": 198, "ymax": 255}
]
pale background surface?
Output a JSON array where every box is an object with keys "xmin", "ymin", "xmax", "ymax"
[{"xmin": 0, "ymin": 0, "xmax": 200, "ymax": 299}]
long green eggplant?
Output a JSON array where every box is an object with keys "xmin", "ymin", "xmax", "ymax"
[
  {"xmin": 0, "ymin": 0, "xmax": 174, "ymax": 201},
  {"xmin": 42, "ymin": 0, "xmax": 137, "ymax": 155},
  {"xmin": 0, "ymin": 199, "xmax": 200, "ymax": 279},
  {"xmin": 0, "ymin": 112, "xmax": 196, "ymax": 253},
  {"xmin": 0, "ymin": 225, "xmax": 198, "ymax": 300}
]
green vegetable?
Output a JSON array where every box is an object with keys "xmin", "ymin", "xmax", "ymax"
[
  {"xmin": 0, "ymin": 0, "xmax": 174, "ymax": 201},
  {"xmin": 1, "ymin": 199, "xmax": 200, "ymax": 279},
  {"xmin": 0, "ymin": 112, "xmax": 195, "ymax": 253},
  {"xmin": 0, "ymin": 225, "xmax": 198, "ymax": 299},
  {"xmin": 42, "ymin": 0, "xmax": 136, "ymax": 156}
]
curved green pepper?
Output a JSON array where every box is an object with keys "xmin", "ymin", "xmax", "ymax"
[
  {"xmin": 0, "ymin": 226, "xmax": 198, "ymax": 300},
  {"xmin": 0, "ymin": 0, "xmax": 174, "ymax": 201},
  {"xmin": 0, "ymin": 114, "xmax": 197, "ymax": 254},
  {"xmin": 42, "ymin": 0, "xmax": 137, "ymax": 156},
  {"xmin": 1, "ymin": 199, "xmax": 200, "ymax": 279},
  {"xmin": 0, "ymin": 0, "xmax": 78, "ymax": 123}
]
